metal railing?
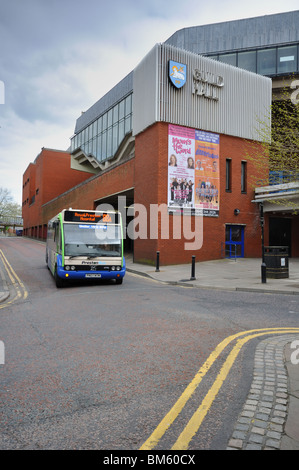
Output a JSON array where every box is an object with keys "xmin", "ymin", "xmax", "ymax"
[
  {"xmin": 221, "ymin": 242, "xmax": 237, "ymax": 261},
  {"xmin": 0, "ymin": 216, "xmax": 23, "ymax": 226}
]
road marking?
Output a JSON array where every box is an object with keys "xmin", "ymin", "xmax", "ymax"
[
  {"xmin": 140, "ymin": 327, "xmax": 299, "ymax": 450},
  {"xmin": 0, "ymin": 249, "xmax": 28, "ymax": 309}
]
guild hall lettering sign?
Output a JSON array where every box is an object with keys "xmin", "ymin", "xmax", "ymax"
[{"xmin": 192, "ymin": 69, "xmax": 224, "ymax": 101}]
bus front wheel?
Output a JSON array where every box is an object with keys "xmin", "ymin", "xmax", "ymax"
[{"xmin": 54, "ymin": 267, "xmax": 64, "ymax": 288}]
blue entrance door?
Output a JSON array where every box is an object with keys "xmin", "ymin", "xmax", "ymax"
[{"xmin": 225, "ymin": 225, "xmax": 245, "ymax": 258}]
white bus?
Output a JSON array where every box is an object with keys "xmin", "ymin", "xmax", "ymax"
[{"xmin": 46, "ymin": 209, "xmax": 125, "ymax": 287}]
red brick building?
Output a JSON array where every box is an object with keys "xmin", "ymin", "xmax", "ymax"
[
  {"xmin": 22, "ymin": 44, "xmax": 275, "ymax": 264},
  {"xmin": 22, "ymin": 148, "xmax": 92, "ymax": 239}
]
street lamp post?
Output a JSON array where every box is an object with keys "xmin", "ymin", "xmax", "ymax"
[{"xmin": 260, "ymin": 202, "xmax": 266, "ymax": 283}]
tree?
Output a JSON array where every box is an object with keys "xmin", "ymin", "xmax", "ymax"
[
  {"xmin": 0, "ymin": 187, "xmax": 22, "ymax": 218},
  {"xmin": 247, "ymin": 80, "xmax": 299, "ymax": 212},
  {"xmin": 268, "ymin": 98, "xmax": 299, "ymax": 183}
]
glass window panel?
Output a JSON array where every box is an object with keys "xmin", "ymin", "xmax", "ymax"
[
  {"xmin": 112, "ymin": 124, "xmax": 118, "ymax": 154},
  {"xmin": 92, "ymin": 138, "xmax": 97, "ymax": 157},
  {"xmin": 102, "ymin": 113, "xmax": 107, "ymax": 131},
  {"xmin": 83, "ymin": 128, "xmax": 87, "ymax": 143},
  {"xmin": 119, "ymin": 99, "xmax": 125, "ymax": 120},
  {"xmin": 241, "ymin": 161, "xmax": 247, "ymax": 193},
  {"xmin": 225, "ymin": 226, "xmax": 230, "ymax": 242},
  {"xmin": 207, "ymin": 54, "xmax": 218, "ymax": 60},
  {"xmin": 113, "ymin": 104, "xmax": 119, "ymax": 124},
  {"xmin": 218, "ymin": 53, "xmax": 237, "ymax": 67},
  {"xmin": 96, "ymin": 135, "xmax": 102, "ymax": 161},
  {"xmin": 92, "ymin": 120, "xmax": 97, "ymax": 137},
  {"xmin": 257, "ymin": 48, "xmax": 276, "ymax": 75},
  {"xmin": 238, "ymin": 51, "xmax": 256, "ymax": 73},
  {"xmin": 118, "ymin": 120, "xmax": 125, "ymax": 143},
  {"xmin": 97, "ymin": 116, "xmax": 102, "ymax": 134},
  {"xmin": 125, "ymin": 115, "xmax": 131, "ymax": 134},
  {"xmin": 107, "ymin": 109, "xmax": 113, "ymax": 128},
  {"xmin": 226, "ymin": 159, "xmax": 231, "ymax": 191},
  {"xmin": 88, "ymin": 140, "xmax": 92, "ymax": 155},
  {"xmin": 125, "ymin": 94, "xmax": 132, "ymax": 116},
  {"xmin": 102, "ymin": 131, "xmax": 107, "ymax": 160},
  {"xmin": 277, "ymin": 45, "xmax": 297, "ymax": 74},
  {"xmin": 231, "ymin": 226, "xmax": 242, "ymax": 242},
  {"xmin": 107, "ymin": 127, "xmax": 112, "ymax": 157},
  {"xmin": 77, "ymin": 132, "xmax": 82, "ymax": 146}
]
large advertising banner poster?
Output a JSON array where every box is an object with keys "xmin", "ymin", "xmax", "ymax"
[
  {"xmin": 168, "ymin": 124, "xmax": 219, "ymax": 216},
  {"xmin": 168, "ymin": 124, "xmax": 195, "ymax": 214},
  {"xmin": 194, "ymin": 130, "xmax": 220, "ymax": 217}
]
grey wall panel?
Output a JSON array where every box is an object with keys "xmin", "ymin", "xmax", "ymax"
[
  {"xmin": 133, "ymin": 44, "xmax": 272, "ymax": 141},
  {"xmin": 165, "ymin": 11, "xmax": 299, "ymax": 54},
  {"xmin": 132, "ymin": 45, "xmax": 159, "ymax": 137}
]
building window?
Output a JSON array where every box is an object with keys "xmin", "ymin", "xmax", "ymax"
[
  {"xmin": 277, "ymin": 45, "xmax": 297, "ymax": 74},
  {"xmin": 241, "ymin": 161, "xmax": 247, "ymax": 193},
  {"xmin": 70, "ymin": 93, "xmax": 133, "ymax": 165},
  {"xmin": 226, "ymin": 159, "xmax": 232, "ymax": 191},
  {"xmin": 238, "ymin": 50, "xmax": 257, "ymax": 73},
  {"xmin": 218, "ymin": 53, "xmax": 237, "ymax": 67},
  {"xmin": 257, "ymin": 48, "xmax": 276, "ymax": 75}
]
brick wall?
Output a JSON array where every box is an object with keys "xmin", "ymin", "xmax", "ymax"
[
  {"xmin": 134, "ymin": 122, "xmax": 263, "ymax": 265},
  {"xmin": 42, "ymin": 158, "xmax": 135, "ymax": 226},
  {"xmin": 22, "ymin": 127, "xmax": 272, "ymax": 263},
  {"xmin": 22, "ymin": 149, "xmax": 92, "ymax": 237}
]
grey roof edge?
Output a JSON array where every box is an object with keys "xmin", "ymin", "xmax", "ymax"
[
  {"xmin": 166, "ymin": 10, "xmax": 299, "ymax": 36},
  {"xmin": 165, "ymin": 10, "xmax": 299, "ymax": 54}
]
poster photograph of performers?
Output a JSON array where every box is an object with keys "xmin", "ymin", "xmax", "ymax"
[{"xmin": 168, "ymin": 124, "xmax": 220, "ymax": 216}]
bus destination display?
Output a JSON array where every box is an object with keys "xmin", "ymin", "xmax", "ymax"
[{"xmin": 64, "ymin": 211, "xmax": 118, "ymax": 224}]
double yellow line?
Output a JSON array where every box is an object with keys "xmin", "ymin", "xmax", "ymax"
[
  {"xmin": 0, "ymin": 248, "xmax": 28, "ymax": 309},
  {"xmin": 140, "ymin": 327, "xmax": 299, "ymax": 450}
]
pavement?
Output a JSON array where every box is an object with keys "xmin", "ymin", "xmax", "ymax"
[
  {"xmin": 125, "ymin": 255, "xmax": 299, "ymax": 295},
  {"xmin": 1, "ymin": 247, "xmax": 299, "ymax": 450}
]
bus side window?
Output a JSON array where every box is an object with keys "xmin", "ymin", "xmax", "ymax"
[
  {"xmin": 55, "ymin": 222, "xmax": 61, "ymax": 253},
  {"xmin": 53, "ymin": 222, "xmax": 57, "ymax": 242}
]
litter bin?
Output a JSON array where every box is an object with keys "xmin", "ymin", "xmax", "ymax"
[{"xmin": 264, "ymin": 246, "xmax": 289, "ymax": 279}]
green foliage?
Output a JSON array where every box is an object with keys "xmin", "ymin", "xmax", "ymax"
[{"xmin": 246, "ymin": 82, "xmax": 299, "ymax": 188}]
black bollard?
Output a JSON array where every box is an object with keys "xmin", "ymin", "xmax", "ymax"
[
  {"xmin": 155, "ymin": 251, "xmax": 160, "ymax": 272},
  {"xmin": 261, "ymin": 262, "xmax": 267, "ymax": 284},
  {"xmin": 190, "ymin": 255, "xmax": 196, "ymax": 280}
]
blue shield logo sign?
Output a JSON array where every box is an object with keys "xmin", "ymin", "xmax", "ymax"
[{"xmin": 169, "ymin": 60, "xmax": 187, "ymax": 89}]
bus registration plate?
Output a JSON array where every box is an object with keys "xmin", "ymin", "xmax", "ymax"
[{"xmin": 85, "ymin": 273, "xmax": 102, "ymax": 278}]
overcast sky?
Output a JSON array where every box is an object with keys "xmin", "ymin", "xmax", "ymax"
[{"xmin": 1, "ymin": 0, "xmax": 298, "ymax": 205}]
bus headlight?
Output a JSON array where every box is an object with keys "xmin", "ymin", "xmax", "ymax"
[
  {"xmin": 116, "ymin": 266, "xmax": 121, "ymax": 271},
  {"xmin": 111, "ymin": 266, "xmax": 115, "ymax": 271},
  {"xmin": 65, "ymin": 265, "xmax": 70, "ymax": 271},
  {"xmin": 71, "ymin": 266, "xmax": 76, "ymax": 271}
]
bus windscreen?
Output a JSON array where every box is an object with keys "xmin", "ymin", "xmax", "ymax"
[{"xmin": 63, "ymin": 223, "xmax": 122, "ymax": 257}]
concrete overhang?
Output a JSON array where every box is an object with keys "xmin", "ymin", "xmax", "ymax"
[
  {"xmin": 71, "ymin": 133, "xmax": 135, "ymax": 174},
  {"xmin": 253, "ymin": 181, "xmax": 299, "ymax": 213}
]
